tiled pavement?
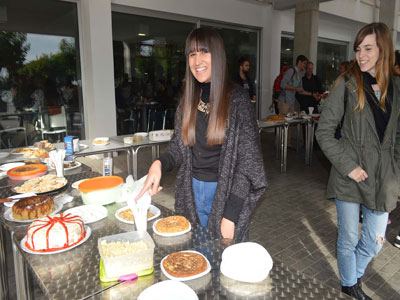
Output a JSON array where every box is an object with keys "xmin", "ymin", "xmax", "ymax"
[{"xmin": 6, "ymin": 129, "xmax": 400, "ymax": 299}]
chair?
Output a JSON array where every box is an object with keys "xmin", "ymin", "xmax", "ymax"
[
  {"xmin": 0, "ymin": 116, "xmax": 27, "ymax": 148},
  {"xmin": 124, "ymin": 109, "xmax": 140, "ymax": 134},
  {"xmin": 40, "ymin": 106, "xmax": 68, "ymax": 142}
]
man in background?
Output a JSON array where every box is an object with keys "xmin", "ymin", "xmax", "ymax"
[
  {"xmin": 296, "ymin": 61, "xmax": 324, "ymax": 113},
  {"xmin": 234, "ymin": 56, "xmax": 256, "ymax": 101}
]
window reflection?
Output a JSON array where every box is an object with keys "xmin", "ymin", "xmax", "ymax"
[
  {"xmin": 112, "ymin": 12, "xmax": 195, "ymax": 135},
  {"xmin": 0, "ymin": 0, "xmax": 83, "ymax": 148}
]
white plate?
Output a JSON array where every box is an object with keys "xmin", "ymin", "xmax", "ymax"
[
  {"xmin": 134, "ymin": 132, "xmax": 148, "ymax": 137},
  {"xmin": 152, "ymin": 218, "xmax": 192, "ymax": 237},
  {"xmin": 64, "ymin": 205, "xmax": 108, "ymax": 224},
  {"xmin": 0, "ymin": 152, "xmax": 9, "ymax": 159},
  {"xmin": 115, "ymin": 205, "xmax": 161, "ymax": 224},
  {"xmin": 72, "ymin": 178, "xmax": 88, "ymax": 189},
  {"xmin": 302, "ymin": 115, "xmax": 312, "ymax": 119},
  {"xmin": 20, "ymin": 226, "xmax": 91, "ymax": 255},
  {"xmin": 0, "ymin": 162, "xmax": 25, "ymax": 171},
  {"xmin": 50, "ymin": 161, "xmax": 81, "ymax": 171},
  {"xmin": 160, "ymin": 250, "xmax": 211, "ymax": 281},
  {"xmin": 79, "ymin": 144, "xmax": 88, "ymax": 150},
  {"xmin": 138, "ymin": 280, "xmax": 198, "ymax": 300},
  {"xmin": 92, "ymin": 137, "xmax": 110, "ymax": 146},
  {"xmin": 284, "ymin": 117, "xmax": 293, "ymax": 121},
  {"xmin": 3, "ymin": 201, "xmax": 63, "ymax": 223},
  {"xmin": 10, "ymin": 147, "xmax": 37, "ymax": 155}
]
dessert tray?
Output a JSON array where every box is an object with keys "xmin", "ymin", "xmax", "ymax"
[
  {"xmin": 20, "ymin": 226, "xmax": 91, "ymax": 255},
  {"xmin": 152, "ymin": 218, "xmax": 192, "ymax": 237},
  {"xmin": 3, "ymin": 201, "xmax": 63, "ymax": 223},
  {"xmin": 64, "ymin": 205, "xmax": 108, "ymax": 224},
  {"xmin": 12, "ymin": 175, "xmax": 68, "ymax": 194},
  {"xmin": 160, "ymin": 250, "xmax": 211, "ymax": 281},
  {"xmin": 115, "ymin": 205, "xmax": 161, "ymax": 225},
  {"xmin": 138, "ymin": 280, "xmax": 198, "ymax": 300},
  {"xmin": 92, "ymin": 137, "xmax": 110, "ymax": 146}
]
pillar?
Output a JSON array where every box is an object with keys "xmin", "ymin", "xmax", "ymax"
[
  {"xmin": 293, "ymin": 0, "xmax": 319, "ymax": 66},
  {"xmin": 379, "ymin": 0, "xmax": 399, "ymax": 44}
]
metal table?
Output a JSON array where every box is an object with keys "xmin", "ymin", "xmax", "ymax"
[
  {"xmin": 0, "ymin": 171, "xmax": 101, "ymax": 300},
  {"xmin": 258, "ymin": 118, "xmax": 315, "ymax": 172},
  {"xmin": 109, "ymin": 135, "xmax": 169, "ymax": 180}
]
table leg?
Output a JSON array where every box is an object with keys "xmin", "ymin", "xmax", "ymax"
[
  {"xmin": 12, "ymin": 232, "xmax": 33, "ymax": 300},
  {"xmin": 282, "ymin": 124, "xmax": 288, "ymax": 172},
  {"xmin": 309, "ymin": 121, "xmax": 316, "ymax": 165},
  {"xmin": 296, "ymin": 123, "xmax": 301, "ymax": 153},
  {"xmin": 126, "ymin": 149, "xmax": 132, "ymax": 176},
  {"xmin": 275, "ymin": 127, "xmax": 281, "ymax": 160},
  {"xmin": 132, "ymin": 149, "xmax": 138, "ymax": 181},
  {"xmin": 0, "ymin": 225, "xmax": 9, "ymax": 300},
  {"xmin": 305, "ymin": 122, "xmax": 310, "ymax": 166},
  {"xmin": 151, "ymin": 146, "xmax": 157, "ymax": 161}
]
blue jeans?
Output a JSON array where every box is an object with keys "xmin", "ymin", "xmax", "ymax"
[
  {"xmin": 192, "ymin": 177, "xmax": 218, "ymax": 227},
  {"xmin": 336, "ymin": 199, "xmax": 388, "ymax": 286}
]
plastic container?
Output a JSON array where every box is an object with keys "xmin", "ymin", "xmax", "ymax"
[
  {"xmin": 78, "ymin": 176, "xmax": 123, "ymax": 205},
  {"xmin": 98, "ymin": 231, "xmax": 155, "ymax": 278}
]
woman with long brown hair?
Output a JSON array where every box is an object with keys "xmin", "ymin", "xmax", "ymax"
[
  {"xmin": 136, "ymin": 27, "xmax": 267, "ymax": 241},
  {"xmin": 316, "ymin": 23, "xmax": 400, "ymax": 299}
]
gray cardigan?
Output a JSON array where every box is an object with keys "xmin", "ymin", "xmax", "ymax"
[{"xmin": 160, "ymin": 87, "xmax": 267, "ymax": 241}]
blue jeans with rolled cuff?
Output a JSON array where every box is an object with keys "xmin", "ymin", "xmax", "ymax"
[
  {"xmin": 192, "ymin": 177, "xmax": 218, "ymax": 227},
  {"xmin": 335, "ymin": 199, "xmax": 388, "ymax": 286}
]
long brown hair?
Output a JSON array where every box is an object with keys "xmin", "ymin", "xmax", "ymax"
[
  {"xmin": 346, "ymin": 22, "xmax": 394, "ymax": 112},
  {"xmin": 180, "ymin": 27, "xmax": 232, "ymax": 146}
]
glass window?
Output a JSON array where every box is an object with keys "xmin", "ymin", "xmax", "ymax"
[
  {"xmin": 0, "ymin": 0, "xmax": 83, "ymax": 148},
  {"xmin": 317, "ymin": 40, "xmax": 348, "ymax": 90},
  {"xmin": 112, "ymin": 12, "xmax": 195, "ymax": 135},
  {"xmin": 280, "ymin": 35, "xmax": 294, "ymax": 68}
]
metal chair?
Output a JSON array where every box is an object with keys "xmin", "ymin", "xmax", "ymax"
[
  {"xmin": 40, "ymin": 106, "xmax": 68, "ymax": 142},
  {"xmin": 0, "ymin": 116, "xmax": 27, "ymax": 148}
]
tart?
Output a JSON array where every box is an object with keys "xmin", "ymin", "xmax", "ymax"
[
  {"xmin": 155, "ymin": 216, "xmax": 190, "ymax": 234},
  {"xmin": 118, "ymin": 208, "xmax": 154, "ymax": 222},
  {"xmin": 12, "ymin": 195, "xmax": 54, "ymax": 220},
  {"xmin": 163, "ymin": 251, "xmax": 207, "ymax": 278},
  {"xmin": 7, "ymin": 164, "xmax": 47, "ymax": 181},
  {"xmin": 14, "ymin": 174, "xmax": 67, "ymax": 194}
]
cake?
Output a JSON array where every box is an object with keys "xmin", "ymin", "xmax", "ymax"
[
  {"xmin": 118, "ymin": 208, "xmax": 154, "ymax": 222},
  {"xmin": 12, "ymin": 195, "xmax": 54, "ymax": 220},
  {"xmin": 155, "ymin": 216, "xmax": 190, "ymax": 234},
  {"xmin": 7, "ymin": 164, "xmax": 47, "ymax": 181},
  {"xmin": 25, "ymin": 213, "xmax": 86, "ymax": 252},
  {"xmin": 163, "ymin": 251, "xmax": 207, "ymax": 278}
]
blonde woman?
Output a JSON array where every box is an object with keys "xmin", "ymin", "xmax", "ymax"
[{"xmin": 316, "ymin": 23, "xmax": 400, "ymax": 299}]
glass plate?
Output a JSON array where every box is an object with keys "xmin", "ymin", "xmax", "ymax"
[
  {"xmin": 3, "ymin": 201, "xmax": 63, "ymax": 223},
  {"xmin": 152, "ymin": 218, "xmax": 191, "ymax": 237}
]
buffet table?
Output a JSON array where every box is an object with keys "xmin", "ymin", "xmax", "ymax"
[{"xmin": 2, "ymin": 177, "xmax": 351, "ymax": 300}]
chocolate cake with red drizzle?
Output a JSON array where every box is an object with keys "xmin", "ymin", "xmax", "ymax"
[{"xmin": 25, "ymin": 213, "xmax": 86, "ymax": 252}]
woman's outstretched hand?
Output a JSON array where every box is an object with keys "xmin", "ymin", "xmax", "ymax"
[
  {"xmin": 220, "ymin": 218, "xmax": 235, "ymax": 239},
  {"xmin": 348, "ymin": 166, "xmax": 368, "ymax": 183},
  {"xmin": 135, "ymin": 160, "xmax": 163, "ymax": 200}
]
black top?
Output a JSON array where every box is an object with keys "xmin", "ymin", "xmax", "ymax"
[
  {"xmin": 233, "ymin": 73, "xmax": 255, "ymax": 99},
  {"xmin": 296, "ymin": 74, "xmax": 324, "ymax": 112},
  {"xmin": 362, "ymin": 72, "xmax": 392, "ymax": 143}
]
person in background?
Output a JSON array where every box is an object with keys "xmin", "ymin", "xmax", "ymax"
[
  {"xmin": 316, "ymin": 23, "xmax": 400, "ymax": 300},
  {"xmin": 339, "ymin": 61, "xmax": 350, "ymax": 74},
  {"xmin": 136, "ymin": 27, "xmax": 267, "ymax": 242},
  {"xmin": 234, "ymin": 56, "xmax": 256, "ymax": 101},
  {"xmin": 393, "ymin": 49, "xmax": 400, "ymax": 248},
  {"xmin": 296, "ymin": 61, "xmax": 325, "ymax": 113}
]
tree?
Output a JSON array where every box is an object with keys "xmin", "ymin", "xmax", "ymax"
[{"xmin": 0, "ymin": 31, "xmax": 30, "ymax": 75}]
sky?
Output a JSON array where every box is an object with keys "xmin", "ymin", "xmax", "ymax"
[{"xmin": 25, "ymin": 33, "xmax": 72, "ymax": 63}]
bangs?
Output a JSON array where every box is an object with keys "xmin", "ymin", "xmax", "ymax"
[{"xmin": 185, "ymin": 32, "xmax": 211, "ymax": 56}]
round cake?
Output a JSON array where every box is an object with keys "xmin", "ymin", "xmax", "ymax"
[
  {"xmin": 25, "ymin": 213, "xmax": 86, "ymax": 252},
  {"xmin": 7, "ymin": 164, "xmax": 47, "ymax": 181},
  {"xmin": 12, "ymin": 195, "xmax": 54, "ymax": 221},
  {"xmin": 163, "ymin": 251, "xmax": 208, "ymax": 278},
  {"xmin": 155, "ymin": 215, "xmax": 190, "ymax": 234}
]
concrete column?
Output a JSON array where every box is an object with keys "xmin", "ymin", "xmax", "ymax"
[
  {"xmin": 379, "ymin": 0, "xmax": 399, "ymax": 43},
  {"xmin": 77, "ymin": 0, "xmax": 117, "ymax": 139},
  {"xmin": 293, "ymin": 0, "xmax": 319, "ymax": 65}
]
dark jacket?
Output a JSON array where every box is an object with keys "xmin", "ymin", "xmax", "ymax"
[
  {"xmin": 316, "ymin": 75, "xmax": 400, "ymax": 212},
  {"xmin": 234, "ymin": 73, "xmax": 255, "ymax": 99},
  {"xmin": 161, "ymin": 87, "xmax": 267, "ymax": 241}
]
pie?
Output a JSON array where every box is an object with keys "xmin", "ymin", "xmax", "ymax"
[
  {"xmin": 14, "ymin": 174, "xmax": 67, "ymax": 193},
  {"xmin": 11, "ymin": 148, "xmax": 35, "ymax": 154},
  {"xmin": 163, "ymin": 251, "xmax": 207, "ymax": 278},
  {"xmin": 12, "ymin": 195, "xmax": 54, "ymax": 220},
  {"xmin": 118, "ymin": 208, "xmax": 154, "ymax": 222},
  {"xmin": 7, "ymin": 164, "xmax": 47, "ymax": 180},
  {"xmin": 155, "ymin": 216, "xmax": 190, "ymax": 234}
]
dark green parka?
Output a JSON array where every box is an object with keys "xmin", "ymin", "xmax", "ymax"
[{"xmin": 316, "ymin": 75, "xmax": 400, "ymax": 212}]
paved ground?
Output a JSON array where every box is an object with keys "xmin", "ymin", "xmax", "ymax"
[{"xmin": 6, "ymin": 129, "xmax": 400, "ymax": 299}]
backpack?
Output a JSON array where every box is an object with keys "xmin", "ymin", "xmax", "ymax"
[{"xmin": 272, "ymin": 66, "xmax": 294, "ymax": 99}]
